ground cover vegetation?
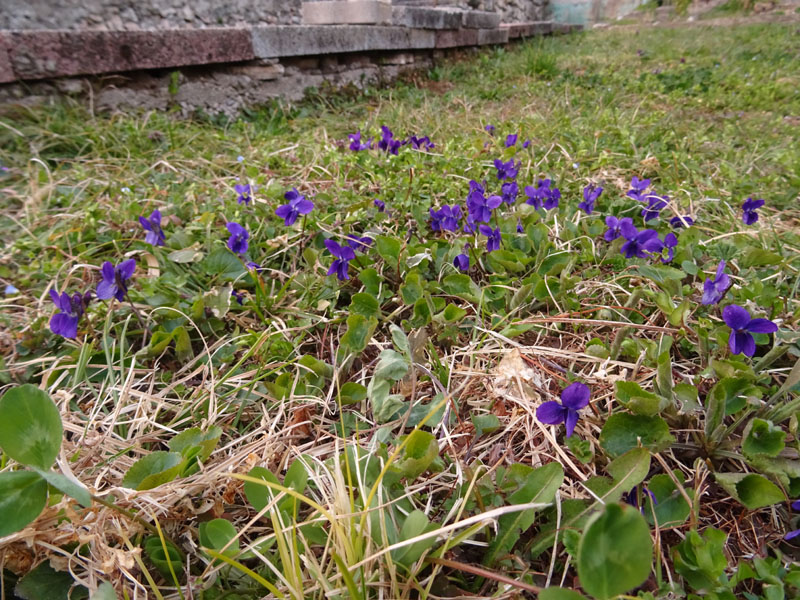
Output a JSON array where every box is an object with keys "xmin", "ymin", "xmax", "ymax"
[{"xmin": 0, "ymin": 20, "xmax": 799, "ymax": 600}]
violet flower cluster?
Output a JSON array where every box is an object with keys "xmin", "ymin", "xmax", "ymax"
[{"xmin": 347, "ymin": 126, "xmax": 434, "ymax": 154}]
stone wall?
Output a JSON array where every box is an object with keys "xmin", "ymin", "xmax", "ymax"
[{"xmin": 0, "ymin": 0, "xmax": 302, "ymax": 30}]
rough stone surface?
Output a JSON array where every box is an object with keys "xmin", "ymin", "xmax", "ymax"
[
  {"xmin": 477, "ymin": 27, "xmax": 510, "ymax": 44},
  {"xmin": 302, "ymin": 1, "xmax": 393, "ymax": 24},
  {"xmin": 0, "ymin": 0, "xmax": 302, "ymax": 30},
  {"xmin": 435, "ymin": 28, "xmax": 478, "ymax": 48},
  {"xmin": 493, "ymin": 0, "xmax": 548, "ymax": 23},
  {"xmin": 462, "ymin": 10, "xmax": 502, "ymax": 28},
  {"xmin": 252, "ymin": 25, "xmax": 436, "ymax": 57},
  {"xmin": 391, "ymin": 6, "xmax": 463, "ymax": 28},
  {"xmin": 7, "ymin": 29, "xmax": 255, "ymax": 80},
  {"xmin": 0, "ymin": 35, "xmax": 14, "ymax": 84},
  {"xmin": 501, "ymin": 20, "xmax": 553, "ymax": 37}
]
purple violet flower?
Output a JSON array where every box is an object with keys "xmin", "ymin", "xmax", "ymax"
[
  {"xmin": 723, "ymin": 304, "xmax": 778, "ymax": 357},
  {"xmin": 485, "ymin": 124, "xmax": 495, "ymax": 135},
  {"xmin": 626, "ymin": 176, "xmax": 652, "ymax": 203},
  {"xmin": 641, "ymin": 195, "xmax": 668, "ymax": 222},
  {"xmin": 226, "ymin": 222, "xmax": 249, "ymax": 255},
  {"xmin": 139, "ymin": 209, "xmax": 166, "ymax": 247},
  {"xmin": 579, "ymin": 184, "xmax": 603, "ymax": 215},
  {"xmin": 374, "ymin": 199, "xmax": 386, "ymax": 212},
  {"xmin": 479, "ymin": 224, "xmax": 501, "ymax": 252},
  {"xmin": 786, "ymin": 500, "xmax": 800, "ymax": 541},
  {"xmin": 504, "ymin": 133, "xmax": 518, "ymax": 148},
  {"xmin": 96, "ymin": 259, "xmax": 136, "ymax": 302},
  {"xmin": 623, "ymin": 485, "xmax": 658, "ymax": 514},
  {"xmin": 378, "ymin": 126, "xmax": 405, "ymax": 155},
  {"xmin": 409, "ymin": 135, "xmax": 435, "ymax": 150},
  {"xmin": 235, "ymin": 183, "xmax": 251, "ymax": 205},
  {"xmin": 454, "ymin": 244, "xmax": 470, "ymax": 272},
  {"xmin": 346, "ymin": 234, "xmax": 373, "ymax": 253},
  {"xmin": 661, "ymin": 232, "xmax": 678, "ymax": 263},
  {"xmin": 620, "ymin": 225, "xmax": 664, "ymax": 259},
  {"xmin": 701, "ymin": 261, "xmax": 730, "ymax": 305},
  {"xmin": 49, "ymin": 290, "xmax": 91, "ymax": 339},
  {"xmin": 466, "ymin": 184, "xmax": 502, "ymax": 223},
  {"xmin": 494, "ymin": 158, "xmax": 520, "ymax": 181},
  {"xmin": 324, "ymin": 240, "xmax": 356, "ymax": 281},
  {"xmin": 604, "ymin": 216, "xmax": 633, "ymax": 242},
  {"xmin": 232, "ymin": 290, "xmax": 245, "ymax": 305},
  {"xmin": 349, "ymin": 131, "xmax": 372, "ymax": 151},
  {"xmin": 430, "ymin": 205, "xmax": 463, "ymax": 232},
  {"xmin": 463, "ymin": 213, "xmax": 478, "ymax": 233},
  {"xmin": 742, "ymin": 197, "xmax": 765, "ymax": 225},
  {"xmin": 276, "ymin": 188, "xmax": 314, "ymax": 226},
  {"xmin": 517, "ymin": 218, "xmax": 524, "ymax": 234},
  {"xmin": 501, "ymin": 181, "xmax": 519, "ymax": 204},
  {"xmin": 670, "ymin": 215, "xmax": 694, "ymax": 229},
  {"xmin": 525, "ymin": 179, "xmax": 560, "ymax": 210},
  {"xmin": 537, "ymin": 382, "xmax": 591, "ymax": 438},
  {"xmin": 522, "ymin": 139, "xmax": 531, "ymax": 149}
]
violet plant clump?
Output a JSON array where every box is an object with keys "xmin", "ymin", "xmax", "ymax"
[
  {"xmin": 579, "ymin": 184, "xmax": 603, "ymax": 214},
  {"xmin": 742, "ymin": 197, "xmax": 765, "ymax": 224},
  {"xmin": 324, "ymin": 240, "xmax": 356, "ymax": 281},
  {"xmin": 226, "ymin": 222, "xmax": 249, "ymax": 255},
  {"xmin": 49, "ymin": 290, "xmax": 92, "ymax": 339}
]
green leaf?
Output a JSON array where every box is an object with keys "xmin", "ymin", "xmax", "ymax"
[
  {"xmin": 614, "ymin": 381, "xmax": 666, "ymax": 416},
  {"xmin": 635, "ymin": 264, "xmax": 685, "ymax": 283},
  {"xmin": 146, "ymin": 330, "xmax": 173, "ymax": 357},
  {"xmin": 143, "ymin": 536, "xmax": 184, "ymax": 579},
  {"xmin": 539, "ymin": 588, "xmax": 588, "ymax": 600},
  {"xmin": 169, "ymin": 426, "xmax": 223, "ymax": 461},
  {"xmin": 577, "ymin": 503, "xmax": 653, "ymax": 600},
  {"xmin": 410, "ymin": 296, "xmax": 433, "ymax": 328},
  {"xmin": 375, "ymin": 235, "xmax": 401, "ymax": 265},
  {"xmin": 391, "ymin": 509, "xmax": 439, "ymax": 566},
  {"xmin": 199, "ymin": 518, "xmax": 239, "ymax": 556},
  {"xmin": 656, "ymin": 351, "xmax": 674, "ymax": 399},
  {"xmin": 742, "ymin": 418, "xmax": 785, "ymax": 458},
  {"xmin": 714, "ymin": 472, "xmax": 784, "ymax": 509},
  {"xmin": 280, "ymin": 459, "xmax": 309, "ymax": 516},
  {"xmin": 0, "ymin": 385, "xmax": 63, "ymax": 470},
  {"xmin": 471, "ymin": 414, "xmax": 501, "ymax": 437},
  {"xmin": 644, "ymin": 473, "xmax": 692, "ymax": 527},
  {"xmin": 566, "ymin": 434, "xmax": 594, "ymax": 464},
  {"xmin": 350, "ymin": 292, "xmax": 380, "ymax": 319},
  {"xmin": 443, "ymin": 273, "xmax": 480, "ymax": 302},
  {"xmin": 203, "ymin": 247, "xmax": 246, "ymax": 280},
  {"xmin": 91, "ymin": 582, "xmax": 118, "ymax": 600},
  {"xmin": 14, "ymin": 560, "xmax": 77, "ymax": 600},
  {"xmin": 121, "ymin": 451, "xmax": 185, "ymax": 490},
  {"xmin": 341, "ymin": 314, "xmax": 378, "ymax": 354},
  {"xmin": 599, "ymin": 413, "xmax": 674, "ymax": 457},
  {"xmin": 441, "ymin": 303, "xmax": 467, "ymax": 322},
  {"xmin": 368, "ymin": 378, "xmax": 406, "ymax": 423},
  {"xmin": 390, "ymin": 323, "xmax": 411, "ymax": 356},
  {"xmin": 672, "ymin": 528, "xmax": 727, "ymax": 593},
  {"xmin": 358, "ymin": 268, "xmax": 381, "ymax": 296},
  {"xmin": 243, "ymin": 466, "xmax": 280, "ymax": 512},
  {"xmin": 400, "ymin": 271, "xmax": 424, "ymax": 305},
  {"xmin": 739, "ymin": 248, "xmax": 783, "ymax": 269},
  {"xmin": 167, "ymin": 248, "xmax": 204, "ymax": 263},
  {"xmin": 396, "ymin": 430, "xmax": 438, "ymax": 479},
  {"xmin": 674, "ymin": 383, "xmax": 700, "ymax": 413},
  {"xmin": 530, "ymin": 449, "xmax": 650, "ymax": 558},
  {"xmin": 0, "ymin": 471, "xmax": 48, "ymax": 537},
  {"xmin": 203, "ymin": 286, "xmax": 232, "ymax": 318},
  {"xmin": 339, "ymin": 382, "xmax": 367, "ymax": 405},
  {"xmin": 373, "ymin": 349, "xmax": 410, "ymax": 381},
  {"xmin": 484, "ymin": 462, "xmax": 563, "ymax": 565},
  {"xmin": 32, "ymin": 468, "xmax": 91, "ymax": 508},
  {"xmin": 172, "ymin": 325, "xmax": 193, "ymax": 361}
]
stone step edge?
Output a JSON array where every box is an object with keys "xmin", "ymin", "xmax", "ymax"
[{"xmin": 0, "ymin": 22, "xmax": 570, "ymax": 84}]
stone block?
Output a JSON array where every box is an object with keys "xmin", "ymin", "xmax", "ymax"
[
  {"xmin": 477, "ymin": 28, "xmax": 509, "ymax": 46},
  {"xmin": 302, "ymin": 1, "xmax": 392, "ymax": 25},
  {"xmin": 392, "ymin": 6, "xmax": 462, "ymax": 29},
  {"xmin": 8, "ymin": 29, "xmax": 254, "ymax": 80},
  {"xmin": 0, "ymin": 34, "xmax": 14, "ymax": 83},
  {"xmin": 461, "ymin": 10, "xmax": 501, "ymax": 29},
  {"xmin": 252, "ymin": 25, "xmax": 436, "ymax": 58},
  {"xmin": 435, "ymin": 28, "xmax": 478, "ymax": 49},
  {"xmin": 500, "ymin": 21, "xmax": 553, "ymax": 39}
]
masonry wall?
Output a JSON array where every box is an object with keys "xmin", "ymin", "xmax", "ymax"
[{"xmin": 0, "ymin": 0, "xmax": 303, "ymax": 30}]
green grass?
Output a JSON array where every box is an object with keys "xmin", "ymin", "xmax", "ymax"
[{"xmin": 1, "ymin": 22, "xmax": 799, "ymax": 600}]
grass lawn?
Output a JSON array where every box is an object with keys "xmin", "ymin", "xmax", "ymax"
[{"xmin": 1, "ymin": 21, "xmax": 799, "ymax": 600}]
